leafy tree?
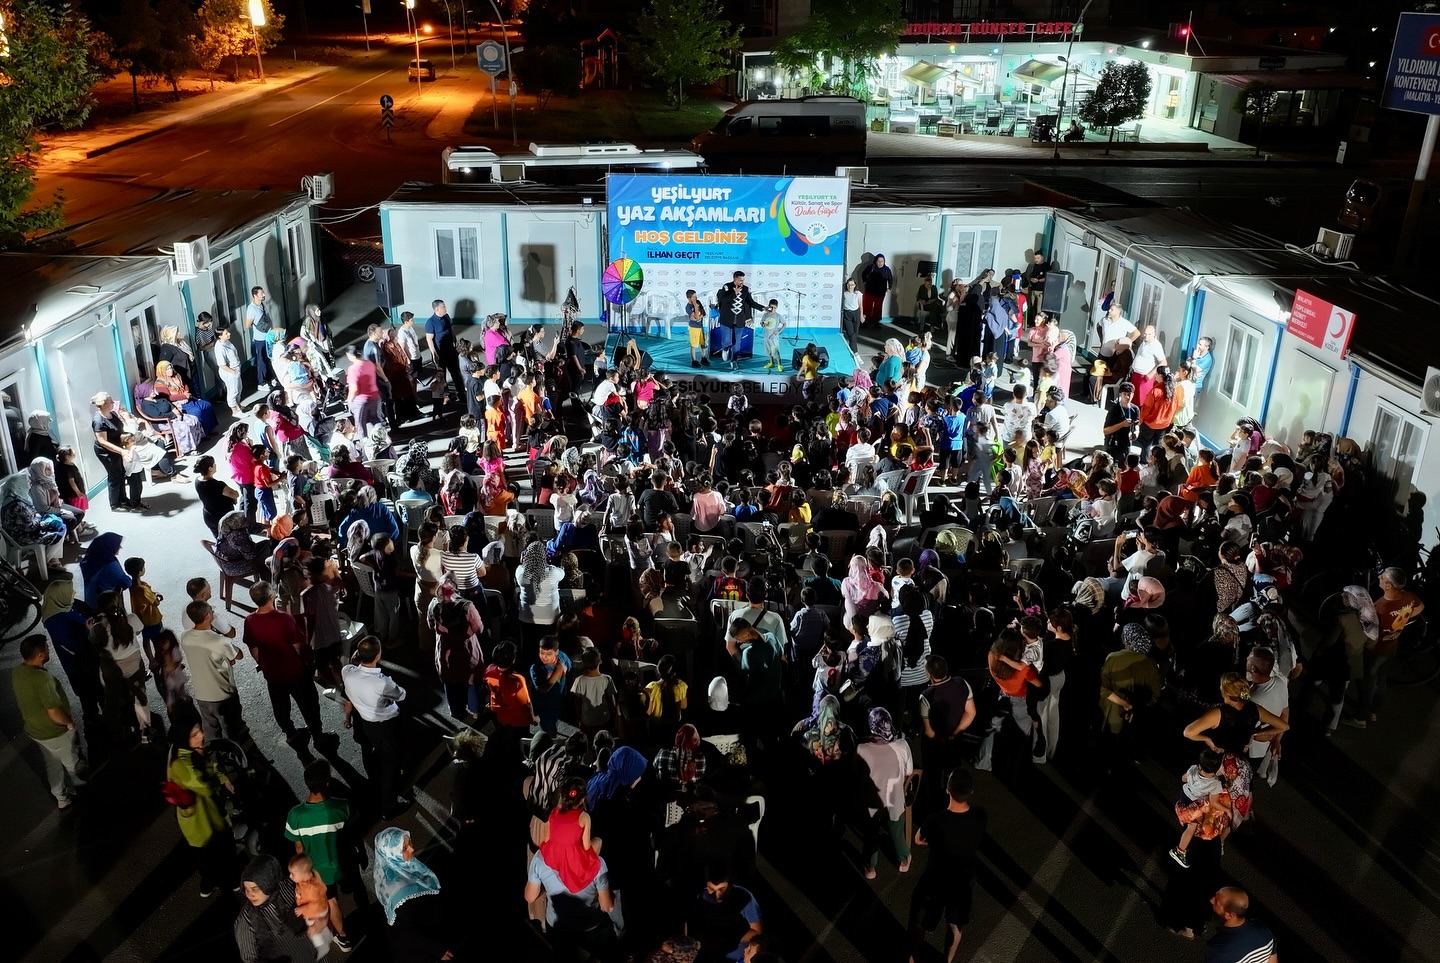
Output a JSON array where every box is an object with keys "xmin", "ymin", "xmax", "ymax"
[
  {"xmin": 1077, "ymin": 60, "xmax": 1151, "ymax": 154},
  {"xmin": 1235, "ymin": 81, "xmax": 1279, "ymax": 158},
  {"xmin": 631, "ymin": 0, "xmax": 740, "ymax": 107},
  {"xmin": 105, "ymin": 0, "xmax": 164, "ymax": 111},
  {"xmin": 195, "ymin": 0, "xmax": 282, "ymax": 81},
  {"xmin": 525, "ymin": 44, "xmax": 581, "ymax": 98},
  {"xmin": 0, "ymin": 0, "xmax": 103, "ymax": 245},
  {"xmin": 773, "ymin": 0, "xmax": 904, "ymax": 98},
  {"xmin": 154, "ymin": 0, "xmax": 200, "ymax": 99}
]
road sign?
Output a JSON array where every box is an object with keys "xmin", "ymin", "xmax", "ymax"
[
  {"xmin": 477, "ymin": 41, "xmax": 506, "ymax": 77},
  {"xmin": 1383, "ymin": 12, "xmax": 1440, "ymax": 116},
  {"xmin": 380, "ymin": 94, "xmax": 393, "ymax": 110}
]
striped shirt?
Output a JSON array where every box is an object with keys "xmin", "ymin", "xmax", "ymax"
[
  {"xmin": 893, "ymin": 610, "xmax": 935, "ymax": 689},
  {"xmin": 1205, "ymin": 919, "xmax": 1276, "ymax": 963},
  {"xmin": 283, "ymin": 797, "xmax": 350, "ymax": 885},
  {"xmin": 441, "ymin": 550, "xmax": 481, "ymax": 590}
]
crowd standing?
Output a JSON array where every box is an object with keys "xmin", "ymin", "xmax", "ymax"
[{"xmin": 12, "ymin": 263, "xmax": 1421, "ymax": 963}]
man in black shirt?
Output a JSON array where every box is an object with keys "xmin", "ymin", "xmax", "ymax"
[
  {"xmin": 1102, "ymin": 381, "xmax": 1138, "ymax": 461},
  {"xmin": 1020, "ymin": 251, "xmax": 1050, "ymax": 323},
  {"xmin": 909, "ymin": 768, "xmax": 987, "ymax": 963},
  {"xmin": 917, "ymin": 655, "xmax": 977, "ymax": 824},
  {"xmin": 638, "ymin": 475, "xmax": 680, "ymax": 529},
  {"xmin": 714, "ymin": 271, "xmax": 766, "ymax": 371}
]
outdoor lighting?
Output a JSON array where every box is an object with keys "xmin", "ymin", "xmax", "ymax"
[
  {"xmin": 248, "ymin": 0, "xmax": 265, "ymax": 26},
  {"xmin": 1141, "ymin": 40, "xmax": 1150, "ymax": 49},
  {"xmin": 1370, "ymin": 61, "xmax": 1378, "ymax": 68},
  {"xmin": 423, "ymin": 23, "xmax": 433, "ymax": 33},
  {"xmin": 247, "ymin": 0, "xmax": 266, "ymax": 81}
]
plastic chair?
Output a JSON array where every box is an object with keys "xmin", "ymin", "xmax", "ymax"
[
  {"xmin": 817, "ymin": 529, "xmax": 856, "ymax": 560},
  {"xmin": 350, "ymin": 559, "xmax": 378, "ymax": 623},
  {"xmin": 899, "ymin": 467, "xmax": 936, "ymax": 525},
  {"xmin": 710, "ymin": 598, "xmax": 749, "ymax": 643},
  {"xmin": 672, "ymin": 512, "xmax": 693, "ymax": 543},
  {"xmin": 201, "ymin": 539, "xmax": 264, "ymax": 608},
  {"xmin": 876, "ymin": 468, "xmax": 906, "ymax": 495},
  {"xmin": 1, "ymin": 528, "xmax": 48, "ymax": 580},
  {"xmin": 745, "ymin": 794, "xmax": 766, "ymax": 850},
  {"xmin": 526, "ymin": 508, "xmax": 558, "ymax": 542}
]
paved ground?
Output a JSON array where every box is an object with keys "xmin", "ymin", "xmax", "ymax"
[{"xmin": 3, "ymin": 292, "xmax": 1440, "ymax": 962}]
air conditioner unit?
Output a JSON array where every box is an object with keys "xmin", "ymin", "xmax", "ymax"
[
  {"xmin": 171, "ymin": 236, "xmax": 210, "ymax": 278},
  {"xmin": 1315, "ymin": 227, "xmax": 1355, "ymax": 260},
  {"xmin": 497, "ymin": 162, "xmax": 526, "ymax": 183},
  {"xmin": 1424, "ymin": 366, "xmax": 1440, "ymax": 417},
  {"xmin": 307, "ymin": 172, "xmax": 335, "ymax": 202},
  {"xmin": 836, "ymin": 166, "xmax": 869, "ymax": 184}
]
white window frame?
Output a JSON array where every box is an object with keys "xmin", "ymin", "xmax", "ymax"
[
  {"xmin": 123, "ymin": 297, "xmax": 161, "ymax": 380},
  {"xmin": 1370, "ymin": 401, "xmax": 1429, "ymax": 510},
  {"xmin": 0, "ymin": 372, "xmax": 31, "ymax": 475},
  {"xmin": 1216, "ymin": 318, "xmax": 1263, "ymax": 411},
  {"xmin": 1134, "ymin": 271, "xmax": 1165, "ymax": 328},
  {"xmin": 433, "ymin": 224, "xmax": 482, "ymax": 281},
  {"xmin": 285, "ymin": 220, "xmax": 308, "ymax": 281},
  {"xmin": 948, "ymin": 225, "xmax": 1001, "ymax": 282}
]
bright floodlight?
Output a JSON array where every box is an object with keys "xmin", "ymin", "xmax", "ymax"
[{"xmin": 249, "ymin": 0, "xmax": 266, "ymax": 25}]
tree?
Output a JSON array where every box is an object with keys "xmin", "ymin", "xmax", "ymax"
[
  {"xmin": 631, "ymin": 0, "xmax": 740, "ymax": 107},
  {"xmin": 0, "ymin": 0, "xmax": 104, "ymax": 245},
  {"xmin": 773, "ymin": 0, "xmax": 904, "ymax": 99},
  {"xmin": 1077, "ymin": 60, "xmax": 1152, "ymax": 154},
  {"xmin": 1235, "ymin": 82, "xmax": 1280, "ymax": 158},
  {"xmin": 154, "ymin": 0, "xmax": 200, "ymax": 100},
  {"xmin": 105, "ymin": 0, "xmax": 164, "ymax": 112},
  {"xmin": 195, "ymin": 0, "xmax": 282, "ymax": 81}
]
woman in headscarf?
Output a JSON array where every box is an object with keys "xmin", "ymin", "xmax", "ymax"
[
  {"xmin": 338, "ymin": 484, "xmax": 400, "ymax": 544},
  {"xmin": 29, "ymin": 456, "xmax": 89, "ymax": 543},
  {"xmin": 841, "ymin": 554, "xmax": 887, "ymax": 624},
  {"xmin": 373, "ymin": 827, "xmax": 452, "ymax": 960},
  {"xmin": 875, "ymin": 339, "xmax": 905, "ymax": 388},
  {"xmin": 429, "ymin": 582, "xmax": 485, "ymax": 719},
  {"xmin": 856, "ymin": 706, "xmax": 913, "ymax": 878},
  {"xmin": 1098, "ymin": 617, "xmax": 1163, "ymax": 769},
  {"xmin": 25, "ymin": 410, "xmax": 59, "ymax": 464},
  {"xmin": 1207, "ymin": 541, "xmax": 1250, "ymax": 615},
  {"xmin": 155, "ymin": 359, "xmax": 218, "ymax": 435},
  {"xmin": 344, "ymin": 518, "xmax": 371, "ymax": 565},
  {"xmin": 215, "ymin": 511, "xmax": 272, "ymax": 567},
  {"xmin": 1, "ymin": 470, "xmax": 66, "ymax": 570},
  {"xmin": 913, "ymin": 547, "xmax": 948, "ymax": 604},
  {"xmin": 1185, "ymin": 614, "xmax": 1242, "ymax": 707},
  {"xmin": 585, "ymin": 744, "xmax": 656, "ymax": 899},
  {"xmin": 234, "ymin": 854, "xmax": 317, "ymax": 963},
  {"xmin": 576, "ymin": 468, "xmax": 607, "ymax": 507},
  {"xmin": 1182, "ymin": 673, "xmax": 1289, "ymax": 830},
  {"xmin": 167, "ymin": 709, "xmax": 235, "ymax": 898},
  {"xmin": 653, "ymin": 722, "xmax": 706, "ymax": 794},
  {"xmin": 517, "ymin": 537, "xmax": 564, "ymax": 649},
  {"xmin": 1296, "ymin": 469, "xmax": 1335, "ymax": 541},
  {"xmin": 803, "ymin": 693, "xmax": 854, "ymax": 765},
  {"xmin": 79, "ymin": 531, "xmax": 130, "ymax": 607},
  {"xmin": 1128, "ymin": 576, "xmax": 1166, "ymax": 610},
  {"xmin": 42, "ymin": 575, "xmax": 104, "ymax": 723}
]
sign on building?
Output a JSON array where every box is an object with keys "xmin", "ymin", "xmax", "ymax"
[
  {"xmin": 606, "ymin": 174, "xmax": 850, "ymax": 329},
  {"xmin": 1382, "ymin": 12, "xmax": 1440, "ymax": 116},
  {"xmin": 1287, "ymin": 288, "xmax": 1355, "ymax": 358}
]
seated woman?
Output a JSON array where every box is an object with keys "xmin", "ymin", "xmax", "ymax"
[
  {"xmin": 135, "ymin": 380, "xmax": 204, "ymax": 455},
  {"xmin": 328, "ymin": 417, "xmax": 369, "ymax": 464},
  {"xmin": 326, "ymin": 444, "xmax": 374, "ymax": 484},
  {"xmin": 1, "ymin": 471, "xmax": 66, "ymax": 571},
  {"xmin": 154, "ymin": 361, "xmax": 217, "ymax": 435},
  {"xmin": 214, "ymin": 510, "xmax": 273, "ymax": 567}
]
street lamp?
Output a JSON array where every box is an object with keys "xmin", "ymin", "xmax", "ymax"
[
  {"xmin": 406, "ymin": 0, "xmax": 421, "ymax": 96},
  {"xmin": 1053, "ymin": 0, "xmax": 1094, "ymax": 160},
  {"xmin": 248, "ymin": 0, "xmax": 267, "ymax": 83}
]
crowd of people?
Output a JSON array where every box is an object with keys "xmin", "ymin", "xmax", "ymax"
[{"xmin": 10, "ymin": 274, "xmax": 1427, "ymax": 963}]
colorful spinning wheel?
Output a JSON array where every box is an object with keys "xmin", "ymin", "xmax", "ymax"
[{"xmin": 602, "ymin": 257, "xmax": 644, "ymax": 305}]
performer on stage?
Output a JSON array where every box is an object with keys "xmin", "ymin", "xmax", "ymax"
[
  {"xmin": 715, "ymin": 271, "xmax": 765, "ymax": 372},
  {"xmin": 684, "ymin": 290, "xmax": 710, "ymax": 369}
]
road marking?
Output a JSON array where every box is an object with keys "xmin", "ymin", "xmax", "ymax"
[
  {"xmin": 268, "ymin": 71, "xmax": 386, "ymax": 127},
  {"xmin": 127, "ymin": 172, "xmax": 152, "ymax": 181},
  {"xmin": 179, "ymin": 149, "xmax": 210, "ymax": 162}
]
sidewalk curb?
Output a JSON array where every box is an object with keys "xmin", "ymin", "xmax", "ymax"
[{"xmin": 84, "ymin": 67, "xmax": 334, "ymax": 159}]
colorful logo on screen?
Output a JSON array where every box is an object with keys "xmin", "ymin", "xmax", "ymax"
[{"xmin": 772, "ymin": 177, "xmax": 848, "ymax": 257}]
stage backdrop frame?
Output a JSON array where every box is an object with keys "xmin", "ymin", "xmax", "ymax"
[{"xmin": 606, "ymin": 174, "xmax": 851, "ymax": 334}]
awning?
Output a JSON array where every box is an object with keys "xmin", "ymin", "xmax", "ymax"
[
  {"xmin": 901, "ymin": 61, "xmax": 949, "ymax": 87},
  {"xmin": 1204, "ymin": 70, "xmax": 1375, "ymax": 91},
  {"xmin": 1009, "ymin": 59, "xmax": 1066, "ymax": 86}
]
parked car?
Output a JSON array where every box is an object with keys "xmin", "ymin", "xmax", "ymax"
[
  {"xmin": 408, "ymin": 59, "xmax": 436, "ymax": 81},
  {"xmin": 1337, "ymin": 179, "xmax": 1382, "ymax": 233}
]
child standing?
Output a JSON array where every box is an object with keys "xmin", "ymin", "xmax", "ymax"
[
  {"xmin": 457, "ymin": 414, "xmax": 482, "ymax": 453},
  {"xmin": 570, "ymin": 647, "xmax": 618, "ymax": 736},
  {"xmin": 1169, "ymin": 750, "xmax": 1232, "ymax": 867},
  {"xmin": 889, "ymin": 557, "xmax": 916, "ymax": 606},
  {"xmin": 55, "ymin": 446, "xmax": 89, "ymax": 510},
  {"xmin": 760, "ymin": 299, "xmax": 786, "ymax": 370},
  {"xmin": 726, "ymin": 383, "xmax": 748, "ymax": 427},
  {"xmin": 124, "ymin": 556, "xmax": 165, "ymax": 646},
  {"xmin": 252, "ymin": 444, "xmax": 283, "ymax": 522},
  {"xmin": 150, "ymin": 628, "xmax": 194, "ymax": 719},
  {"xmin": 686, "ymin": 289, "xmax": 709, "ymax": 369}
]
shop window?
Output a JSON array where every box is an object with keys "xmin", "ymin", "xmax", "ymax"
[
  {"xmin": 1217, "ymin": 319, "xmax": 1262, "ymax": 411},
  {"xmin": 434, "ymin": 225, "xmax": 481, "ymax": 281},
  {"xmin": 1371, "ymin": 403, "xmax": 1428, "ymax": 510}
]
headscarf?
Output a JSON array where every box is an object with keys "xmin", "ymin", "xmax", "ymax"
[
  {"xmin": 577, "ymin": 469, "xmax": 605, "ymax": 505},
  {"xmin": 79, "ymin": 532, "xmax": 122, "ymax": 581},
  {"xmin": 0, "ymin": 471, "xmax": 35, "ymax": 510},
  {"xmin": 851, "ymin": 368, "xmax": 874, "ymax": 392},
  {"xmin": 708, "ymin": 676, "xmax": 730, "ymax": 712},
  {"xmin": 671, "ymin": 724, "xmax": 701, "ymax": 783},
  {"xmin": 28, "ymin": 456, "xmax": 58, "ymax": 495},
  {"xmin": 155, "ymin": 360, "xmax": 176, "ymax": 380},
  {"xmin": 521, "ymin": 539, "xmax": 550, "ymax": 594},
  {"xmin": 1155, "ymin": 495, "xmax": 1188, "ymax": 530},
  {"xmin": 868, "ymin": 706, "xmax": 900, "ymax": 743},
  {"xmin": 917, "ymin": 548, "xmax": 940, "ymax": 573},
  {"xmin": 586, "ymin": 745, "xmax": 647, "ymax": 804},
  {"xmin": 1341, "ymin": 585, "xmax": 1380, "ymax": 642},
  {"xmin": 804, "ymin": 694, "xmax": 845, "ymax": 762},
  {"xmin": 235, "ymin": 855, "xmax": 308, "ymax": 960},
  {"xmin": 373, "ymin": 827, "xmax": 442, "ymax": 926},
  {"xmin": 1211, "ymin": 614, "xmax": 1241, "ymax": 646},
  {"xmin": 28, "ymin": 410, "xmax": 51, "ymax": 435},
  {"xmin": 883, "ymin": 338, "xmax": 905, "ymax": 359},
  {"xmin": 218, "ymin": 510, "xmax": 251, "ymax": 537},
  {"xmin": 844, "ymin": 555, "xmax": 881, "ymax": 601},
  {"xmin": 1129, "ymin": 576, "xmax": 1166, "ymax": 609},
  {"xmin": 346, "ymin": 519, "xmax": 372, "ymax": 559},
  {"xmin": 1072, "ymin": 577, "xmax": 1105, "ymax": 614},
  {"xmin": 1121, "ymin": 621, "xmax": 1153, "ymax": 655},
  {"xmin": 480, "ymin": 539, "xmax": 505, "ymax": 566},
  {"xmin": 1016, "ymin": 579, "xmax": 1045, "ymax": 617},
  {"xmin": 271, "ymin": 536, "xmax": 299, "ymax": 573},
  {"xmin": 41, "ymin": 576, "xmax": 76, "ymax": 622}
]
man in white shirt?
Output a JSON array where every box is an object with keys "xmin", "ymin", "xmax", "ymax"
[
  {"xmin": 1091, "ymin": 303, "xmax": 1140, "ymax": 401},
  {"xmin": 1111, "ymin": 526, "xmax": 1162, "ymax": 600},
  {"xmin": 1036, "ymin": 385, "xmax": 1071, "ymax": 439},
  {"xmin": 244, "ymin": 286, "xmax": 273, "ymax": 387},
  {"xmin": 342, "ymin": 636, "xmax": 408, "ymax": 817},
  {"xmin": 1128, "ymin": 325, "xmax": 1168, "ymax": 402},
  {"xmin": 180, "ymin": 601, "xmax": 250, "ymax": 743},
  {"xmin": 725, "ymin": 577, "xmax": 789, "ymax": 644},
  {"xmin": 591, "ymin": 368, "xmax": 625, "ymax": 429},
  {"xmin": 1000, "ymin": 384, "xmax": 1037, "ymax": 447},
  {"xmin": 844, "ymin": 428, "xmax": 878, "ymax": 474},
  {"xmin": 181, "ymin": 579, "xmax": 235, "ymax": 637},
  {"xmin": 1245, "ymin": 647, "xmax": 1288, "ymax": 773}
]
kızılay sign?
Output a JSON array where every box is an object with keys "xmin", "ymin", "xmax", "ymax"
[
  {"xmin": 1286, "ymin": 289, "xmax": 1356, "ymax": 359},
  {"xmin": 1382, "ymin": 12, "xmax": 1440, "ymax": 116}
]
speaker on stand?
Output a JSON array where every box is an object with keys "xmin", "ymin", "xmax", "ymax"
[
  {"xmin": 374, "ymin": 264, "xmax": 405, "ymax": 310},
  {"xmin": 1042, "ymin": 269, "xmax": 1074, "ymax": 316}
]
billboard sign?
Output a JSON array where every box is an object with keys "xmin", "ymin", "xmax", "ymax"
[
  {"xmin": 1382, "ymin": 12, "xmax": 1440, "ymax": 116},
  {"xmin": 1287, "ymin": 288, "xmax": 1355, "ymax": 359},
  {"xmin": 606, "ymin": 174, "xmax": 850, "ymax": 330}
]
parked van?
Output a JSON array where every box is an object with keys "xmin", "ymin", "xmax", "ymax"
[{"xmin": 692, "ymin": 96, "xmax": 866, "ymax": 173}]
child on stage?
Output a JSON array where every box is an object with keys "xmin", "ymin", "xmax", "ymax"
[
  {"xmin": 761, "ymin": 299, "xmax": 786, "ymax": 371},
  {"xmin": 686, "ymin": 289, "xmax": 710, "ymax": 369}
]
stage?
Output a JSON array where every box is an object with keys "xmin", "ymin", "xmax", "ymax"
[{"xmin": 601, "ymin": 325, "xmax": 860, "ymax": 404}]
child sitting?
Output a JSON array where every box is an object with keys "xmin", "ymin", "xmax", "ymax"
[
  {"xmin": 1169, "ymin": 750, "xmax": 1232, "ymax": 868},
  {"xmin": 288, "ymin": 853, "xmax": 332, "ymax": 948}
]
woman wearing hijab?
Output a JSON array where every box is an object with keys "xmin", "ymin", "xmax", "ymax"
[
  {"xmin": 167, "ymin": 709, "xmax": 235, "ymax": 898},
  {"xmin": 29, "ymin": 456, "xmax": 89, "ymax": 542},
  {"xmin": 79, "ymin": 532, "xmax": 131, "ymax": 608},
  {"xmin": 856, "ymin": 706, "xmax": 913, "ymax": 879},
  {"xmin": 577, "ymin": 469, "xmax": 607, "ymax": 507},
  {"xmin": 25, "ymin": 410, "xmax": 59, "ymax": 464},
  {"xmin": 1098, "ymin": 619, "xmax": 1163, "ymax": 770},
  {"xmin": 215, "ymin": 511, "xmax": 273, "ymax": 568},
  {"xmin": 155, "ymin": 359, "xmax": 218, "ymax": 435},
  {"xmin": 653, "ymin": 722, "xmax": 706, "ymax": 795},
  {"xmin": 841, "ymin": 554, "xmax": 887, "ymax": 624},
  {"xmin": 374, "ymin": 827, "xmax": 452, "ymax": 960},
  {"xmin": 1, "ymin": 471, "xmax": 67, "ymax": 571},
  {"xmin": 234, "ymin": 855, "xmax": 317, "ymax": 963},
  {"xmin": 42, "ymin": 576, "xmax": 103, "ymax": 724},
  {"xmin": 1185, "ymin": 614, "xmax": 1243, "ymax": 707},
  {"xmin": 875, "ymin": 339, "xmax": 905, "ymax": 388},
  {"xmin": 517, "ymin": 537, "xmax": 564, "ymax": 649},
  {"xmin": 1206, "ymin": 541, "xmax": 1250, "ymax": 615}
]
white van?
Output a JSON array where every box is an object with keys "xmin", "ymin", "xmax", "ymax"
[{"xmin": 692, "ymin": 96, "xmax": 866, "ymax": 173}]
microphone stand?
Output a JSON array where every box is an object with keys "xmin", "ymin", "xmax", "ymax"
[{"xmin": 782, "ymin": 288, "xmax": 806, "ymax": 346}]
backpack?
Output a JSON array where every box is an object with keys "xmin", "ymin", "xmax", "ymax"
[{"xmin": 438, "ymin": 598, "xmax": 473, "ymax": 645}]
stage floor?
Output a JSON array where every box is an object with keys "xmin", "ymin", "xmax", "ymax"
[{"xmin": 602, "ymin": 326, "xmax": 860, "ymax": 403}]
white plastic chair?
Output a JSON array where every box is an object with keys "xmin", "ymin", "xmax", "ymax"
[
  {"xmin": 1, "ymin": 528, "xmax": 48, "ymax": 579},
  {"xmin": 876, "ymin": 468, "xmax": 906, "ymax": 494},
  {"xmin": 899, "ymin": 467, "xmax": 937, "ymax": 525},
  {"xmin": 746, "ymin": 794, "xmax": 766, "ymax": 850}
]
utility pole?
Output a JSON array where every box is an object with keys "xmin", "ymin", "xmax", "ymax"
[
  {"xmin": 1053, "ymin": 0, "xmax": 1094, "ymax": 159},
  {"xmin": 247, "ymin": 0, "xmax": 267, "ymax": 82},
  {"xmin": 406, "ymin": 0, "xmax": 421, "ymax": 97}
]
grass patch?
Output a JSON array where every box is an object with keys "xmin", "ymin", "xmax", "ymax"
[{"xmin": 463, "ymin": 89, "xmax": 724, "ymax": 145}]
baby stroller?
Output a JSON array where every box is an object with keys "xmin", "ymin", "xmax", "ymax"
[{"xmin": 209, "ymin": 737, "xmax": 267, "ymax": 855}]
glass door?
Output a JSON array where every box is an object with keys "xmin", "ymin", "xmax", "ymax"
[
  {"xmin": 0, "ymin": 375, "xmax": 30, "ymax": 475},
  {"xmin": 125, "ymin": 299, "xmax": 162, "ymax": 383}
]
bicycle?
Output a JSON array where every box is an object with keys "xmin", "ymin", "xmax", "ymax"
[{"xmin": 0, "ymin": 555, "xmax": 43, "ymax": 645}]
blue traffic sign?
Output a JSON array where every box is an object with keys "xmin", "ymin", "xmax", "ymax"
[
  {"xmin": 380, "ymin": 94, "xmax": 394, "ymax": 110},
  {"xmin": 477, "ymin": 41, "xmax": 506, "ymax": 77}
]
